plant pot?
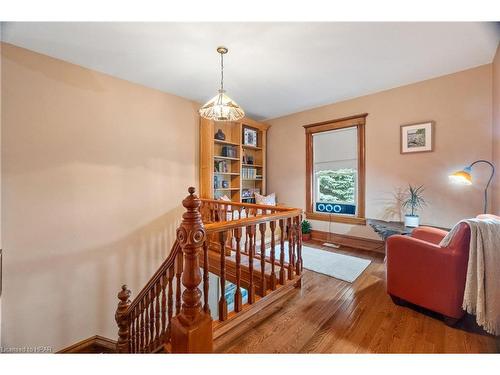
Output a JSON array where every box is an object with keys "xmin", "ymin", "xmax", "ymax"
[
  {"xmin": 302, "ymin": 233, "xmax": 311, "ymax": 241},
  {"xmin": 404, "ymin": 215, "xmax": 420, "ymax": 228}
]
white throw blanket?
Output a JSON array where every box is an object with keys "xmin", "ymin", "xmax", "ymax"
[{"xmin": 440, "ymin": 218, "xmax": 500, "ymax": 335}]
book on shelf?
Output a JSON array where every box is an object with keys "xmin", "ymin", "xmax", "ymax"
[
  {"xmin": 221, "ymin": 145, "xmax": 237, "ymax": 158},
  {"xmin": 242, "ymin": 167, "xmax": 257, "ymax": 179},
  {"xmin": 214, "ymin": 160, "xmax": 229, "ymax": 173}
]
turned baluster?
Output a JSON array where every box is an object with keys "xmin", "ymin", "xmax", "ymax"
[
  {"xmin": 200, "ymin": 202, "xmax": 206, "ymax": 222},
  {"xmin": 143, "ymin": 296, "xmax": 149, "ymax": 351},
  {"xmin": 244, "ymin": 230, "xmax": 249, "ymax": 255},
  {"xmin": 247, "ymin": 225, "xmax": 256, "ymax": 304},
  {"xmin": 130, "ymin": 307, "xmax": 135, "ymax": 353},
  {"xmin": 175, "ymin": 253, "xmax": 183, "ymax": 315},
  {"xmin": 167, "ymin": 265, "xmax": 174, "ymax": 335},
  {"xmin": 139, "ymin": 299, "xmax": 145, "ymax": 353},
  {"xmin": 222, "ymin": 204, "xmax": 227, "ymax": 222},
  {"xmin": 287, "ymin": 218, "xmax": 295, "ymax": 280},
  {"xmin": 170, "ymin": 187, "xmax": 213, "ymax": 353},
  {"xmin": 150, "ymin": 288, "xmax": 158, "ymax": 349},
  {"xmin": 154, "ymin": 282, "xmax": 160, "ymax": 347},
  {"xmin": 115, "ymin": 285, "xmax": 131, "ymax": 353},
  {"xmin": 209, "ymin": 203, "xmax": 214, "ymax": 222},
  {"xmin": 217, "ymin": 204, "xmax": 223, "ymax": 222},
  {"xmin": 161, "ymin": 273, "xmax": 167, "ymax": 340},
  {"xmin": 269, "ymin": 221, "xmax": 277, "ymax": 290},
  {"xmin": 259, "ymin": 222, "xmax": 267, "ymax": 296},
  {"xmin": 295, "ymin": 216, "xmax": 303, "ymax": 275},
  {"xmin": 234, "ymin": 227, "xmax": 243, "ymax": 312},
  {"xmin": 218, "ymin": 231, "xmax": 228, "ymax": 321},
  {"xmin": 279, "ymin": 219, "xmax": 286, "ymax": 285},
  {"xmin": 148, "ymin": 290, "xmax": 154, "ymax": 351},
  {"xmin": 134, "ymin": 306, "xmax": 140, "ymax": 353},
  {"xmin": 203, "ymin": 241, "xmax": 210, "ymax": 314}
]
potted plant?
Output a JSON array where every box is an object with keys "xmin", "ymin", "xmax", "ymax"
[
  {"xmin": 301, "ymin": 219, "xmax": 312, "ymax": 241},
  {"xmin": 402, "ymin": 184, "xmax": 427, "ymax": 227}
]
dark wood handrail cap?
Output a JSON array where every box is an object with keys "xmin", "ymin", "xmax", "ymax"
[{"xmin": 183, "ymin": 187, "xmax": 200, "ymax": 211}]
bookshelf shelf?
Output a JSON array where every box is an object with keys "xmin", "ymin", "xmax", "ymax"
[
  {"xmin": 214, "ymin": 139, "xmax": 240, "ymax": 146},
  {"xmin": 214, "ymin": 156, "xmax": 240, "ymax": 161},
  {"xmin": 242, "ymin": 163, "xmax": 262, "ymax": 168},
  {"xmin": 242, "ymin": 144, "xmax": 262, "ymax": 150}
]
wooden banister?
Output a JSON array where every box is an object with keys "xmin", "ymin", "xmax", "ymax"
[
  {"xmin": 204, "ymin": 209, "xmax": 302, "ymax": 233},
  {"xmin": 116, "ymin": 187, "xmax": 303, "ymax": 353},
  {"xmin": 125, "ymin": 241, "xmax": 181, "ymax": 315},
  {"xmin": 114, "ymin": 211, "xmax": 183, "ymax": 353},
  {"xmin": 200, "ymin": 198, "xmax": 295, "ymax": 212}
]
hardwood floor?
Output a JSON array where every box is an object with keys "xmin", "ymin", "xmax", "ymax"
[{"xmin": 215, "ymin": 241, "xmax": 500, "ymax": 353}]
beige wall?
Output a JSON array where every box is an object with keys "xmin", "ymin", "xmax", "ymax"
[
  {"xmin": 1, "ymin": 43, "xmax": 199, "ymax": 351},
  {"xmin": 267, "ymin": 65, "xmax": 493, "ymax": 239},
  {"xmin": 492, "ymin": 44, "xmax": 500, "ymax": 215}
]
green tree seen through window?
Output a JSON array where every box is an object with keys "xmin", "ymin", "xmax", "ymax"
[{"xmin": 316, "ymin": 169, "xmax": 356, "ymax": 203}]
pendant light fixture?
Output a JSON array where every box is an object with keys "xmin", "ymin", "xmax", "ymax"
[{"xmin": 199, "ymin": 46, "xmax": 245, "ymax": 122}]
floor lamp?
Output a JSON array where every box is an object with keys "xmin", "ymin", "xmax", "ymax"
[{"xmin": 449, "ymin": 160, "xmax": 496, "ymax": 214}]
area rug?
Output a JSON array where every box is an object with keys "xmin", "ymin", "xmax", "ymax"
[{"xmin": 268, "ymin": 243, "xmax": 371, "ymax": 283}]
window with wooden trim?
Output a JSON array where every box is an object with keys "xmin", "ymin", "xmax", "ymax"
[{"xmin": 304, "ymin": 114, "xmax": 367, "ymax": 225}]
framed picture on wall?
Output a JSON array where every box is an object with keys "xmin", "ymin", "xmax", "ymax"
[{"xmin": 400, "ymin": 121, "xmax": 434, "ymax": 154}]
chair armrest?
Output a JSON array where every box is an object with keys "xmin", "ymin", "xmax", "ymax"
[{"xmin": 411, "ymin": 226, "xmax": 448, "ymax": 245}]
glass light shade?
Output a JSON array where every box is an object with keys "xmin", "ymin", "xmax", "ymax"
[
  {"xmin": 449, "ymin": 166, "xmax": 472, "ymax": 185},
  {"xmin": 199, "ymin": 90, "xmax": 244, "ymax": 122}
]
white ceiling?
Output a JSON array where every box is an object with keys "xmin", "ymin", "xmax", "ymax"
[{"xmin": 2, "ymin": 22, "xmax": 499, "ymax": 120}]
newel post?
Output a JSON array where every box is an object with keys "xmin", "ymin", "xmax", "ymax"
[
  {"xmin": 170, "ymin": 187, "xmax": 213, "ymax": 353},
  {"xmin": 115, "ymin": 284, "xmax": 131, "ymax": 353}
]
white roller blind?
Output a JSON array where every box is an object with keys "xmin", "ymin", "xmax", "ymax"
[{"xmin": 313, "ymin": 127, "xmax": 357, "ymax": 172}]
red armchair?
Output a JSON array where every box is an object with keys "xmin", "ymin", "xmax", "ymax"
[{"xmin": 386, "ymin": 224, "xmax": 471, "ymax": 324}]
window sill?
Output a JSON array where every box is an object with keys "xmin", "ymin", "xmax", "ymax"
[{"xmin": 305, "ymin": 211, "xmax": 366, "ymax": 225}]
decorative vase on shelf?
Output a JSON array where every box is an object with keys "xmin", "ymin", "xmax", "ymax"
[{"xmin": 215, "ymin": 129, "xmax": 226, "ymax": 141}]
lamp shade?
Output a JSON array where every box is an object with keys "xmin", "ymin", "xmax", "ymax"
[
  {"xmin": 199, "ymin": 90, "xmax": 245, "ymax": 122},
  {"xmin": 449, "ymin": 166, "xmax": 472, "ymax": 185}
]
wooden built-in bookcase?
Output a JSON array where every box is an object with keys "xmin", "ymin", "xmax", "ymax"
[{"xmin": 200, "ymin": 117, "xmax": 270, "ymax": 202}]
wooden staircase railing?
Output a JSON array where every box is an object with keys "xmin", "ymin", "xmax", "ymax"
[
  {"xmin": 115, "ymin": 187, "xmax": 303, "ymax": 353},
  {"xmin": 115, "ymin": 239, "xmax": 182, "ymax": 353}
]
